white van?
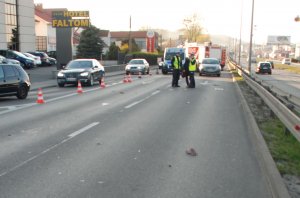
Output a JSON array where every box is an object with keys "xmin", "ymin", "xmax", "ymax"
[{"xmin": 282, "ymin": 58, "xmax": 291, "ymax": 65}]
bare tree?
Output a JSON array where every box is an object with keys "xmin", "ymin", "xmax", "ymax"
[{"xmin": 183, "ymin": 14, "xmax": 209, "ymax": 43}]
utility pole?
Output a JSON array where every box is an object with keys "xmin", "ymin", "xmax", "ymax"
[
  {"xmin": 248, "ymin": 0, "xmax": 255, "ymax": 74},
  {"xmin": 129, "ymin": 15, "xmax": 132, "ymax": 53},
  {"xmin": 238, "ymin": 0, "xmax": 243, "ymax": 65}
]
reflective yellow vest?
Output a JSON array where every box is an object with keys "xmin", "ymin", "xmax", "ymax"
[
  {"xmin": 173, "ymin": 56, "xmax": 181, "ymax": 69},
  {"xmin": 189, "ymin": 58, "xmax": 197, "ymax": 71}
]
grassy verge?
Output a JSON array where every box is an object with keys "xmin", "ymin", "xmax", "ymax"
[
  {"xmin": 274, "ymin": 63, "xmax": 300, "ymax": 74},
  {"xmin": 260, "ymin": 118, "xmax": 300, "ymax": 176},
  {"xmin": 232, "ymin": 67, "xmax": 300, "ymax": 176}
]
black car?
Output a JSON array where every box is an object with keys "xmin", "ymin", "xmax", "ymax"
[
  {"xmin": 255, "ymin": 62, "xmax": 272, "ymax": 74},
  {"xmin": 57, "ymin": 59, "xmax": 105, "ymax": 87},
  {"xmin": 0, "ymin": 50, "xmax": 35, "ymax": 69},
  {"xmin": 27, "ymin": 51, "xmax": 52, "ymax": 66},
  {"xmin": 0, "ymin": 63, "xmax": 31, "ymax": 99}
]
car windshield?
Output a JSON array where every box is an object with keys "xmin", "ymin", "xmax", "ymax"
[
  {"xmin": 66, "ymin": 60, "xmax": 93, "ymax": 69},
  {"xmin": 202, "ymin": 59, "xmax": 219, "ymax": 64},
  {"xmin": 129, "ymin": 59, "xmax": 144, "ymax": 64},
  {"xmin": 259, "ymin": 63, "xmax": 270, "ymax": 67},
  {"xmin": 13, "ymin": 51, "xmax": 27, "ymax": 58}
]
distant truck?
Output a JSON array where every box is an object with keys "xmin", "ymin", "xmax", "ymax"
[
  {"xmin": 200, "ymin": 44, "xmax": 226, "ymax": 70},
  {"xmin": 161, "ymin": 47, "xmax": 186, "ymax": 74},
  {"xmin": 185, "ymin": 43, "xmax": 226, "ymax": 70}
]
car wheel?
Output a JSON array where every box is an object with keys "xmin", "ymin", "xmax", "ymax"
[
  {"xmin": 16, "ymin": 85, "xmax": 28, "ymax": 99},
  {"xmin": 217, "ymin": 74, "xmax": 220, "ymax": 77},
  {"xmin": 199, "ymin": 72, "xmax": 202, "ymax": 76},
  {"xmin": 162, "ymin": 70, "xmax": 167, "ymax": 75},
  {"xmin": 88, "ymin": 75, "xmax": 94, "ymax": 86},
  {"xmin": 58, "ymin": 83, "xmax": 65, "ymax": 87}
]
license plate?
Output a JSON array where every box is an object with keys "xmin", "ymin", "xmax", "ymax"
[
  {"xmin": 263, "ymin": 67, "xmax": 267, "ymax": 69},
  {"xmin": 66, "ymin": 78, "xmax": 76, "ymax": 81}
]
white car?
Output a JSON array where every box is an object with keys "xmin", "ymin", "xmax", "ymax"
[
  {"xmin": 282, "ymin": 58, "xmax": 291, "ymax": 65},
  {"xmin": 23, "ymin": 52, "xmax": 41, "ymax": 66},
  {"xmin": 0, "ymin": 55, "xmax": 21, "ymax": 65},
  {"xmin": 125, "ymin": 59, "xmax": 150, "ymax": 75},
  {"xmin": 199, "ymin": 58, "xmax": 221, "ymax": 77}
]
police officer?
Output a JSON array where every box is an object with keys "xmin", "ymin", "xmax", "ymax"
[
  {"xmin": 171, "ymin": 52, "xmax": 182, "ymax": 87},
  {"xmin": 184, "ymin": 53, "xmax": 197, "ymax": 88}
]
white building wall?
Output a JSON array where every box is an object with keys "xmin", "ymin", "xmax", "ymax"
[
  {"xmin": 18, "ymin": 0, "xmax": 35, "ymax": 52},
  {"xmin": 0, "ymin": 0, "xmax": 7, "ymax": 49},
  {"xmin": 47, "ymin": 24, "xmax": 56, "ymax": 52},
  {"xmin": 0, "ymin": 0, "xmax": 35, "ymax": 51}
]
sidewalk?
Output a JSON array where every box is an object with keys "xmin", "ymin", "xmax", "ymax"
[{"xmin": 27, "ymin": 65, "xmax": 125, "ymax": 91}]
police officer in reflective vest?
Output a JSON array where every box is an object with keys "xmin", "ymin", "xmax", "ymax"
[
  {"xmin": 171, "ymin": 52, "xmax": 182, "ymax": 87},
  {"xmin": 184, "ymin": 53, "xmax": 197, "ymax": 88}
]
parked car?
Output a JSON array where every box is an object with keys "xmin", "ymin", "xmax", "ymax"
[
  {"xmin": 48, "ymin": 56, "xmax": 57, "ymax": 65},
  {"xmin": 125, "ymin": 59, "xmax": 150, "ymax": 75},
  {"xmin": 27, "ymin": 51, "xmax": 51, "ymax": 66},
  {"xmin": 23, "ymin": 52, "xmax": 41, "ymax": 66},
  {"xmin": 255, "ymin": 62, "xmax": 272, "ymax": 74},
  {"xmin": 0, "ymin": 55, "xmax": 20, "ymax": 65},
  {"xmin": 198, "ymin": 58, "xmax": 221, "ymax": 77},
  {"xmin": 47, "ymin": 51, "xmax": 56, "ymax": 59},
  {"xmin": 57, "ymin": 59, "xmax": 105, "ymax": 87},
  {"xmin": 282, "ymin": 58, "xmax": 291, "ymax": 65},
  {"xmin": 0, "ymin": 50, "xmax": 35, "ymax": 69},
  {"xmin": 0, "ymin": 63, "xmax": 31, "ymax": 99}
]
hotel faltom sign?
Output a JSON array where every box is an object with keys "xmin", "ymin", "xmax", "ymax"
[{"xmin": 52, "ymin": 11, "xmax": 90, "ymax": 28}]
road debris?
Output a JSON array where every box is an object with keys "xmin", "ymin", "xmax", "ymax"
[{"xmin": 186, "ymin": 148, "xmax": 197, "ymax": 156}]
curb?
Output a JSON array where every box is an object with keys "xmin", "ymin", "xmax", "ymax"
[{"xmin": 231, "ymin": 69, "xmax": 291, "ymax": 198}]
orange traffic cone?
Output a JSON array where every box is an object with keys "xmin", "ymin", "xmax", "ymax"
[
  {"xmin": 138, "ymin": 71, "xmax": 142, "ymax": 78},
  {"xmin": 100, "ymin": 77, "xmax": 106, "ymax": 88},
  {"xmin": 36, "ymin": 88, "xmax": 45, "ymax": 104},
  {"xmin": 77, "ymin": 80, "xmax": 83, "ymax": 94},
  {"xmin": 128, "ymin": 74, "xmax": 132, "ymax": 83},
  {"xmin": 123, "ymin": 75, "xmax": 128, "ymax": 83}
]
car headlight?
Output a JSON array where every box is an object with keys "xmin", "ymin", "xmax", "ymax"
[
  {"xmin": 57, "ymin": 72, "xmax": 64, "ymax": 77},
  {"xmin": 137, "ymin": 66, "xmax": 142, "ymax": 69},
  {"xmin": 125, "ymin": 66, "xmax": 130, "ymax": 70},
  {"xmin": 80, "ymin": 72, "xmax": 89, "ymax": 77}
]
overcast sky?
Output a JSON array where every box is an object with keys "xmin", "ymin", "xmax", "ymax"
[{"xmin": 34, "ymin": 0, "xmax": 300, "ymax": 44}]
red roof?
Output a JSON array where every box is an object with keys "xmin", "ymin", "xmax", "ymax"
[
  {"xmin": 35, "ymin": 4, "xmax": 67, "ymax": 22},
  {"xmin": 110, "ymin": 31, "xmax": 149, "ymax": 38}
]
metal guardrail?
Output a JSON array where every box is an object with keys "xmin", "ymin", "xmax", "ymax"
[{"xmin": 229, "ymin": 60, "xmax": 300, "ymax": 142}]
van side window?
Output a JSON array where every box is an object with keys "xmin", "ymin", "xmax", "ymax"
[
  {"xmin": 0, "ymin": 66, "xmax": 4, "ymax": 79},
  {"xmin": 3, "ymin": 65, "xmax": 17, "ymax": 77}
]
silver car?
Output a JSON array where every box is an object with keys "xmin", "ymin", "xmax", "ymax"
[
  {"xmin": 0, "ymin": 55, "xmax": 21, "ymax": 65},
  {"xmin": 125, "ymin": 59, "xmax": 150, "ymax": 75},
  {"xmin": 199, "ymin": 58, "xmax": 221, "ymax": 77}
]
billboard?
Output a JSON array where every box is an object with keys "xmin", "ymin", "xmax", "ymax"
[
  {"xmin": 267, "ymin": 36, "xmax": 291, "ymax": 45},
  {"xmin": 52, "ymin": 11, "xmax": 90, "ymax": 28}
]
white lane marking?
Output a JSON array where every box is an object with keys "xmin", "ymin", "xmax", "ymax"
[
  {"xmin": 151, "ymin": 90, "xmax": 160, "ymax": 96},
  {"xmin": 68, "ymin": 122, "xmax": 99, "ymax": 138},
  {"xmin": 0, "ymin": 103, "xmax": 36, "ymax": 115},
  {"xmin": 0, "ymin": 122, "xmax": 99, "ymax": 177},
  {"xmin": 124, "ymin": 90, "xmax": 160, "ymax": 109},
  {"xmin": 102, "ymin": 103, "xmax": 109, "ymax": 106},
  {"xmin": 214, "ymin": 87, "xmax": 224, "ymax": 91},
  {"xmin": 124, "ymin": 100, "xmax": 144, "ymax": 109},
  {"xmin": 200, "ymin": 81, "xmax": 209, "ymax": 85}
]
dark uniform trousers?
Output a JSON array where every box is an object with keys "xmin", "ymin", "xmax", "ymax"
[
  {"xmin": 188, "ymin": 71, "xmax": 195, "ymax": 88},
  {"xmin": 172, "ymin": 69, "xmax": 180, "ymax": 87}
]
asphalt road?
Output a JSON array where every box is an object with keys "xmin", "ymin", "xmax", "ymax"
[{"xmin": 0, "ymin": 72, "xmax": 273, "ymax": 197}]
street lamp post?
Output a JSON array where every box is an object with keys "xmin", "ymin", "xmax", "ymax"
[
  {"xmin": 238, "ymin": 0, "xmax": 243, "ymax": 65},
  {"xmin": 248, "ymin": 0, "xmax": 255, "ymax": 74}
]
